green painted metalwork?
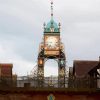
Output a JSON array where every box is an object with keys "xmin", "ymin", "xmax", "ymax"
[{"xmin": 44, "ymin": 19, "xmax": 60, "ymax": 33}]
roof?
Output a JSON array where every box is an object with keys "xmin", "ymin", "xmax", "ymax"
[
  {"xmin": 73, "ymin": 60, "xmax": 99, "ymax": 78},
  {"xmin": 0, "ymin": 64, "xmax": 13, "ymax": 67},
  {"xmin": 47, "ymin": 19, "xmax": 58, "ymax": 29},
  {"xmin": 44, "ymin": 19, "xmax": 60, "ymax": 33}
]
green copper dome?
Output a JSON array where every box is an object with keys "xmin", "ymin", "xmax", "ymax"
[
  {"xmin": 47, "ymin": 19, "xmax": 58, "ymax": 29},
  {"xmin": 44, "ymin": 19, "xmax": 60, "ymax": 33}
]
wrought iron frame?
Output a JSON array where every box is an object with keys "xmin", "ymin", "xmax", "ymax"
[{"xmin": 37, "ymin": 48, "xmax": 66, "ymax": 88}]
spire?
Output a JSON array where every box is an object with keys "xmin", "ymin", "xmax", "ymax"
[
  {"xmin": 43, "ymin": 0, "xmax": 60, "ymax": 33},
  {"xmin": 51, "ymin": 0, "xmax": 53, "ymax": 20}
]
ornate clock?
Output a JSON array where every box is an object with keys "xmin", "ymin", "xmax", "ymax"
[
  {"xmin": 45, "ymin": 36, "xmax": 59, "ymax": 50},
  {"xmin": 44, "ymin": 35, "xmax": 60, "ymax": 56}
]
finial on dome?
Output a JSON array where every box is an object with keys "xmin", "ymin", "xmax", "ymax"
[
  {"xmin": 59, "ymin": 22, "xmax": 61, "ymax": 32},
  {"xmin": 43, "ymin": 22, "xmax": 46, "ymax": 31},
  {"xmin": 51, "ymin": 0, "xmax": 53, "ymax": 20},
  {"xmin": 43, "ymin": 22, "xmax": 46, "ymax": 27}
]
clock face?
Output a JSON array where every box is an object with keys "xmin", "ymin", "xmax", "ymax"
[{"xmin": 45, "ymin": 36, "xmax": 59, "ymax": 50}]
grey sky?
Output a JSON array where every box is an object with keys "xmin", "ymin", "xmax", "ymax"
[{"xmin": 0, "ymin": 0, "xmax": 100, "ymax": 76}]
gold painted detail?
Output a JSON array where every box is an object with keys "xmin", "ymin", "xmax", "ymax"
[
  {"xmin": 44, "ymin": 51, "xmax": 59, "ymax": 55},
  {"xmin": 38, "ymin": 68, "xmax": 44, "ymax": 76},
  {"xmin": 59, "ymin": 68, "xmax": 65, "ymax": 76},
  {"xmin": 39, "ymin": 59, "xmax": 43, "ymax": 65}
]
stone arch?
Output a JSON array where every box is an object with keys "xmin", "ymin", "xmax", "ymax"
[{"xmin": 37, "ymin": 49, "xmax": 66, "ymax": 87}]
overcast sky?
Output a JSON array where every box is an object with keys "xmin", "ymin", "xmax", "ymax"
[{"xmin": 0, "ymin": 0, "xmax": 100, "ymax": 76}]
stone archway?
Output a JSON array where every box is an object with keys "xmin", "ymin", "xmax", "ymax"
[{"xmin": 37, "ymin": 49, "xmax": 66, "ymax": 88}]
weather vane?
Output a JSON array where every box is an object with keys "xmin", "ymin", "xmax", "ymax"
[{"xmin": 51, "ymin": 0, "xmax": 53, "ymax": 19}]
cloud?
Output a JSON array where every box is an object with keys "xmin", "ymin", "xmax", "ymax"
[
  {"xmin": 0, "ymin": 39, "xmax": 35, "ymax": 76},
  {"xmin": 63, "ymin": 22, "xmax": 100, "ymax": 66},
  {"xmin": 0, "ymin": 0, "xmax": 100, "ymax": 76}
]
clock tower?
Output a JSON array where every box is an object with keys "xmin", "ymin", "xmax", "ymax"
[
  {"xmin": 44, "ymin": 19, "xmax": 60, "ymax": 56},
  {"xmin": 37, "ymin": 1, "xmax": 66, "ymax": 87}
]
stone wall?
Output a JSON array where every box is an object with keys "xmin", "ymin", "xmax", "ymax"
[{"xmin": 0, "ymin": 92, "xmax": 100, "ymax": 100}]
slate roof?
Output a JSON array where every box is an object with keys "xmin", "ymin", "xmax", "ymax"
[
  {"xmin": 73, "ymin": 60, "xmax": 99, "ymax": 78},
  {"xmin": 0, "ymin": 64, "xmax": 13, "ymax": 67}
]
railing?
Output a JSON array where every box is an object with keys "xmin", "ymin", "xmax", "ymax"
[{"xmin": 0, "ymin": 76, "xmax": 99, "ymax": 89}]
